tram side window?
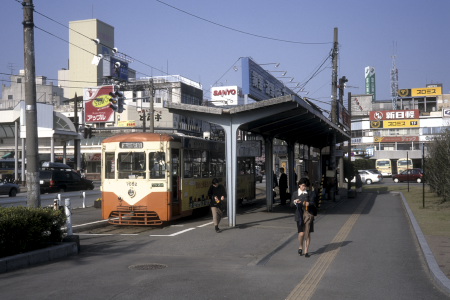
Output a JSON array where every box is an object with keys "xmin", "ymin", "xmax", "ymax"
[
  {"xmin": 118, "ymin": 152, "xmax": 146, "ymax": 179},
  {"xmin": 150, "ymin": 152, "xmax": 166, "ymax": 179},
  {"xmin": 192, "ymin": 150, "xmax": 201, "ymax": 178},
  {"xmin": 210, "ymin": 150, "xmax": 225, "ymax": 177},
  {"xmin": 201, "ymin": 150, "xmax": 210, "ymax": 177},
  {"xmin": 105, "ymin": 152, "xmax": 115, "ymax": 179},
  {"xmin": 183, "ymin": 149, "xmax": 192, "ymax": 178}
]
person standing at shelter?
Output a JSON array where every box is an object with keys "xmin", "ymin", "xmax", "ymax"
[
  {"xmin": 279, "ymin": 168, "xmax": 288, "ymax": 205},
  {"xmin": 208, "ymin": 178, "xmax": 227, "ymax": 233},
  {"xmin": 272, "ymin": 171, "xmax": 278, "ymax": 203},
  {"xmin": 291, "ymin": 178, "xmax": 316, "ymax": 257}
]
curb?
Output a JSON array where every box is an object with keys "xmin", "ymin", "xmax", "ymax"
[
  {"xmin": 0, "ymin": 241, "xmax": 79, "ymax": 274},
  {"xmin": 397, "ymin": 191, "xmax": 450, "ymax": 296}
]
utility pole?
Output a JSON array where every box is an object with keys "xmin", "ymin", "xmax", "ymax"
[
  {"xmin": 331, "ymin": 27, "xmax": 339, "ymax": 125},
  {"xmin": 73, "ymin": 93, "xmax": 80, "ymax": 171},
  {"xmin": 329, "ymin": 27, "xmax": 339, "ymax": 201},
  {"xmin": 23, "ymin": 0, "xmax": 41, "ymax": 207},
  {"xmin": 149, "ymin": 79, "xmax": 155, "ymax": 133},
  {"xmin": 347, "ymin": 91, "xmax": 352, "ymax": 190}
]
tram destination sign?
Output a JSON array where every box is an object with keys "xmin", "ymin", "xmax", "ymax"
[{"xmin": 120, "ymin": 142, "xmax": 143, "ymax": 149}]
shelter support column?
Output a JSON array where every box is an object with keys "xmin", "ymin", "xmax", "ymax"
[
  {"xmin": 223, "ymin": 122, "xmax": 239, "ymax": 227},
  {"xmin": 264, "ymin": 137, "xmax": 274, "ymax": 211},
  {"xmin": 50, "ymin": 137, "xmax": 55, "ymax": 162},
  {"xmin": 287, "ymin": 142, "xmax": 296, "ymax": 197}
]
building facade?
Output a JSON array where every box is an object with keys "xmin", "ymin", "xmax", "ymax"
[{"xmin": 350, "ymin": 85, "xmax": 450, "ymax": 173}]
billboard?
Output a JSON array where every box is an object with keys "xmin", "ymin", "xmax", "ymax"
[
  {"xmin": 84, "ymin": 85, "xmax": 115, "ymax": 123},
  {"xmin": 398, "ymin": 87, "xmax": 442, "ymax": 98},
  {"xmin": 241, "ymin": 57, "xmax": 295, "ymax": 102},
  {"xmin": 211, "ymin": 86, "xmax": 244, "ymax": 106},
  {"xmin": 369, "ymin": 109, "xmax": 419, "ymax": 121},
  {"xmin": 365, "ymin": 66, "xmax": 376, "ymax": 100},
  {"xmin": 102, "ymin": 56, "xmax": 129, "ymax": 81},
  {"xmin": 374, "ymin": 136, "xmax": 419, "ymax": 143},
  {"xmin": 370, "ymin": 119, "xmax": 420, "ymax": 129}
]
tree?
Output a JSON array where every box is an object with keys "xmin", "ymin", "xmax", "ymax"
[{"xmin": 426, "ymin": 128, "xmax": 450, "ymax": 202}]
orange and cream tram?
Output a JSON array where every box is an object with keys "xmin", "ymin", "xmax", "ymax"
[{"xmin": 101, "ymin": 132, "xmax": 256, "ymax": 225}]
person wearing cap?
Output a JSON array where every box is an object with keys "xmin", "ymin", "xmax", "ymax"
[{"xmin": 208, "ymin": 178, "xmax": 227, "ymax": 233}]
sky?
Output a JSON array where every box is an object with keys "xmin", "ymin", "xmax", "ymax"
[{"xmin": 1, "ymin": 0, "xmax": 450, "ymax": 113}]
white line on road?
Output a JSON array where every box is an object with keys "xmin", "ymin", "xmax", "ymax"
[{"xmin": 150, "ymin": 228, "xmax": 196, "ymax": 237}]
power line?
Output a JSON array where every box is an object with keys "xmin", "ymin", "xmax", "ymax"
[{"xmin": 156, "ymin": 0, "xmax": 332, "ymax": 45}]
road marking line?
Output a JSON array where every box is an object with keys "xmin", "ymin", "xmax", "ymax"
[
  {"xmin": 197, "ymin": 222, "xmax": 213, "ymax": 228},
  {"xmin": 72, "ymin": 219, "xmax": 108, "ymax": 227},
  {"xmin": 150, "ymin": 228, "xmax": 196, "ymax": 237},
  {"xmin": 286, "ymin": 197, "xmax": 367, "ymax": 300}
]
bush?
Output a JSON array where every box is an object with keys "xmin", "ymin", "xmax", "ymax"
[
  {"xmin": 426, "ymin": 128, "xmax": 450, "ymax": 203},
  {"xmin": 0, "ymin": 206, "xmax": 67, "ymax": 258}
]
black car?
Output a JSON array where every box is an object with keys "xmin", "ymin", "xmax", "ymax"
[{"xmin": 39, "ymin": 162, "xmax": 94, "ymax": 193}]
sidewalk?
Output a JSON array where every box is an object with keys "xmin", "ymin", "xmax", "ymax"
[{"xmin": 2, "ymin": 189, "xmax": 449, "ymax": 298}]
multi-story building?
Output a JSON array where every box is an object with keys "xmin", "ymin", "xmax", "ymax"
[
  {"xmin": 350, "ymin": 85, "xmax": 450, "ymax": 173},
  {"xmin": 0, "ymin": 18, "xmax": 207, "ymax": 180},
  {"xmin": 1, "ymin": 71, "xmax": 65, "ymax": 109}
]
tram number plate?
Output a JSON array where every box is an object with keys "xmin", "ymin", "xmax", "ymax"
[{"xmin": 152, "ymin": 183, "xmax": 164, "ymax": 187}]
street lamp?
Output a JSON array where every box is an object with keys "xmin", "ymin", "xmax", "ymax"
[
  {"xmin": 267, "ymin": 71, "xmax": 287, "ymax": 76},
  {"xmin": 277, "ymin": 77, "xmax": 294, "ymax": 82},
  {"xmin": 260, "ymin": 63, "xmax": 280, "ymax": 67},
  {"xmin": 287, "ymin": 82, "xmax": 301, "ymax": 88}
]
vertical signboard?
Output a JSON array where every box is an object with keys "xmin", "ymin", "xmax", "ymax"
[
  {"xmin": 84, "ymin": 85, "xmax": 115, "ymax": 123},
  {"xmin": 365, "ymin": 66, "xmax": 376, "ymax": 100}
]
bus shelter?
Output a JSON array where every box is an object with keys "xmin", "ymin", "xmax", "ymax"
[{"xmin": 166, "ymin": 95, "xmax": 349, "ymax": 227}]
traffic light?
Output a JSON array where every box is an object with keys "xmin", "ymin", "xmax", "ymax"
[
  {"xmin": 88, "ymin": 127, "xmax": 94, "ymax": 139},
  {"xmin": 82, "ymin": 127, "xmax": 95, "ymax": 139},
  {"xmin": 109, "ymin": 86, "xmax": 126, "ymax": 113},
  {"xmin": 155, "ymin": 113, "xmax": 161, "ymax": 121},
  {"xmin": 117, "ymin": 90, "xmax": 126, "ymax": 113},
  {"xmin": 109, "ymin": 91, "xmax": 118, "ymax": 112}
]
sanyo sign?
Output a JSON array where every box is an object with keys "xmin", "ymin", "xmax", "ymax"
[{"xmin": 210, "ymin": 86, "xmax": 244, "ymax": 106}]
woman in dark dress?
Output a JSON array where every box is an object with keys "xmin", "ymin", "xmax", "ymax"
[{"xmin": 290, "ymin": 178, "xmax": 316, "ymax": 257}]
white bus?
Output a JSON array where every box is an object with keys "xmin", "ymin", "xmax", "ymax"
[
  {"xmin": 375, "ymin": 159, "xmax": 392, "ymax": 176},
  {"xmin": 397, "ymin": 158, "xmax": 413, "ymax": 174}
]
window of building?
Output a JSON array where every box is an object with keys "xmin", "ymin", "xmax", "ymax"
[{"xmin": 7, "ymin": 95, "xmax": 13, "ymax": 100}]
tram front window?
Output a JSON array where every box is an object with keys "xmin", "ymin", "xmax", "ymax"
[
  {"xmin": 118, "ymin": 152, "xmax": 146, "ymax": 179},
  {"xmin": 150, "ymin": 152, "xmax": 166, "ymax": 179}
]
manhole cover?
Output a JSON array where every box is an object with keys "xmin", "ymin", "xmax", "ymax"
[{"xmin": 129, "ymin": 263, "xmax": 167, "ymax": 270}]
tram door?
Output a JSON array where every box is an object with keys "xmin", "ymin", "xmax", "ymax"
[{"xmin": 171, "ymin": 149, "xmax": 181, "ymax": 216}]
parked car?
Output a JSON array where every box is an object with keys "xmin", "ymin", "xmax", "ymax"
[
  {"xmin": 367, "ymin": 169, "xmax": 382, "ymax": 176},
  {"xmin": 0, "ymin": 181, "xmax": 20, "ymax": 197},
  {"xmin": 346, "ymin": 169, "xmax": 383, "ymax": 185},
  {"xmin": 392, "ymin": 168, "xmax": 424, "ymax": 183},
  {"xmin": 39, "ymin": 162, "xmax": 94, "ymax": 193}
]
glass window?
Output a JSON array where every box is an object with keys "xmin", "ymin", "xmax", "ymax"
[
  {"xmin": 105, "ymin": 152, "xmax": 115, "ymax": 179},
  {"xmin": 150, "ymin": 152, "xmax": 166, "ymax": 179},
  {"xmin": 183, "ymin": 149, "xmax": 192, "ymax": 178},
  {"xmin": 192, "ymin": 150, "xmax": 201, "ymax": 178},
  {"xmin": 201, "ymin": 150, "xmax": 210, "ymax": 177},
  {"xmin": 118, "ymin": 152, "xmax": 146, "ymax": 179}
]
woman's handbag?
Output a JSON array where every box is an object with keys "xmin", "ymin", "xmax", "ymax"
[{"xmin": 307, "ymin": 203, "xmax": 318, "ymax": 216}]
